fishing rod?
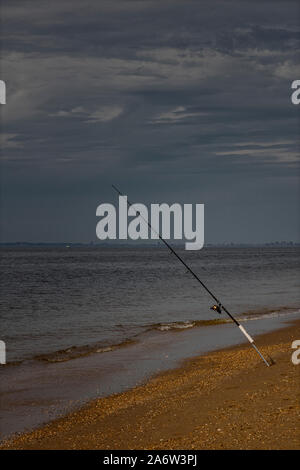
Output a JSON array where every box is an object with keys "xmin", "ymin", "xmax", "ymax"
[{"xmin": 112, "ymin": 184, "xmax": 272, "ymax": 367}]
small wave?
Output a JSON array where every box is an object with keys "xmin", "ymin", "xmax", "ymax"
[
  {"xmin": 152, "ymin": 318, "xmax": 229, "ymax": 332},
  {"xmin": 155, "ymin": 321, "xmax": 195, "ymax": 331},
  {"xmin": 95, "ymin": 346, "xmax": 114, "ymax": 353},
  {"xmin": 150, "ymin": 307, "xmax": 300, "ymax": 332},
  {"xmin": 34, "ymin": 338, "xmax": 137, "ymax": 363},
  {"xmin": 5, "ymin": 306, "xmax": 299, "ymax": 367},
  {"xmin": 239, "ymin": 306, "xmax": 300, "ymax": 322}
]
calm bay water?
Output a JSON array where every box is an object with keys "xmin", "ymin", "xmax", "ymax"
[
  {"xmin": 1, "ymin": 245, "xmax": 300, "ymax": 439},
  {"xmin": 1, "ymin": 245, "xmax": 299, "ymax": 364}
]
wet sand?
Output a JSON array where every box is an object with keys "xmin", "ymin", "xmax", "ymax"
[{"xmin": 1, "ymin": 320, "xmax": 300, "ymax": 450}]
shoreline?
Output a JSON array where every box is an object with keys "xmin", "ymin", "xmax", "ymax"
[{"xmin": 1, "ymin": 319, "xmax": 300, "ymax": 450}]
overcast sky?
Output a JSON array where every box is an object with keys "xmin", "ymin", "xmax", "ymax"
[{"xmin": 1, "ymin": 0, "xmax": 299, "ymax": 244}]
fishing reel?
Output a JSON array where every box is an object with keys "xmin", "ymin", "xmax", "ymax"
[{"xmin": 210, "ymin": 303, "xmax": 222, "ymax": 314}]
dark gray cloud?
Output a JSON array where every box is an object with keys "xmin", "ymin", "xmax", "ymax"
[{"xmin": 0, "ymin": 0, "xmax": 299, "ymax": 243}]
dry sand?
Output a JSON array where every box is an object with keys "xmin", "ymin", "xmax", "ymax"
[{"xmin": 1, "ymin": 319, "xmax": 300, "ymax": 450}]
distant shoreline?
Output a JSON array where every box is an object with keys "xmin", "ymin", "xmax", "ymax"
[{"xmin": 1, "ymin": 242, "xmax": 299, "ymax": 247}]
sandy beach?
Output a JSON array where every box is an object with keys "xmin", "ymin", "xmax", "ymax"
[{"xmin": 1, "ymin": 319, "xmax": 299, "ymax": 450}]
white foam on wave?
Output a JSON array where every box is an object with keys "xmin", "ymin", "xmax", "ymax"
[{"xmin": 157, "ymin": 321, "xmax": 196, "ymax": 331}]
